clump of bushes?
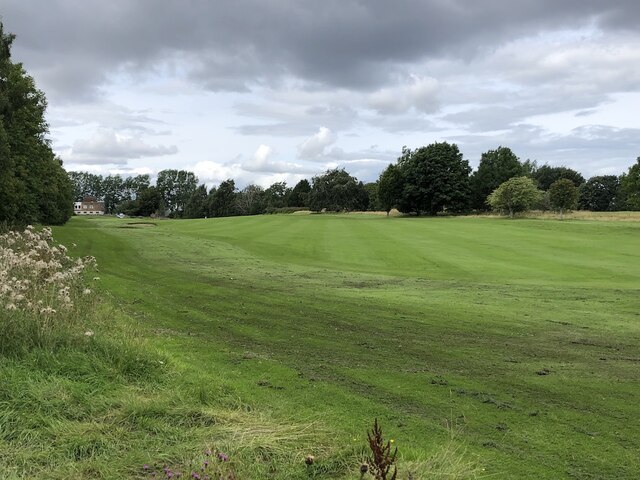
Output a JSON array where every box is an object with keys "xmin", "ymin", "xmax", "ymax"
[{"xmin": 0, "ymin": 225, "xmax": 98, "ymax": 355}]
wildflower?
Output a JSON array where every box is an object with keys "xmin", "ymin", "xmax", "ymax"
[
  {"xmin": 40, "ymin": 307, "xmax": 56, "ymax": 315},
  {"xmin": 5, "ymin": 303, "xmax": 17, "ymax": 311},
  {"xmin": 305, "ymin": 455, "xmax": 315, "ymax": 465},
  {"xmin": 216, "ymin": 452, "xmax": 229, "ymax": 462},
  {"xmin": 360, "ymin": 463, "xmax": 369, "ymax": 474},
  {"xmin": 85, "ymin": 331, "xmax": 94, "ymax": 337},
  {"xmin": 83, "ymin": 288, "xmax": 91, "ymax": 295},
  {"xmin": 143, "ymin": 465, "xmax": 149, "ymax": 470},
  {"xmin": 93, "ymin": 276, "xmax": 101, "ymax": 281},
  {"xmin": 204, "ymin": 449, "xmax": 211, "ymax": 456}
]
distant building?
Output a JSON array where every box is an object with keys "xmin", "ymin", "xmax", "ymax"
[{"xmin": 74, "ymin": 196, "xmax": 105, "ymax": 215}]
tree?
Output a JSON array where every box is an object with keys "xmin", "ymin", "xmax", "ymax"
[
  {"xmin": 156, "ymin": 169, "xmax": 198, "ymax": 217},
  {"xmin": 235, "ymin": 184, "xmax": 265, "ymax": 215},
  {"xmin": 0, "ymin": 22, "xmax": 73, "ymax": 225},
  {"xmin": 363, "ymin": 182, "xmax": 380, "ymax": 211},
  {"xmin": 619, "ymin": 158, "xmax": 640, "ymax": 210},
  {"xmin": 123, "ymin": 174, "xmax": 151, "ymax": 201},
  {"xmin": 136, "ymin": 187, "xmax": 162, "ymax": 216},
  {"xmin": 208, "ymin": 179, "xmax": 237, "ymax": 217},
  {"xmin": 183, "ymin": 184, "xmax": 209, "ymax": 218},
  {"xmin": 308, "ymin": 169, "xmax": 369, "ymax": 212},
  {"xmin": 287, "ymin": 179, "xmax": 311, "ymax": 207},
  {"xmin": 533, "ymin": 165, "xmax": 585, "ymax": 191},
  {"xmin": 487, "ymin": 176, "xmax": 542, "ymax": 218},
  {"xmin": 377, "ymin": 164, "xmax": 403, "ymax": 216},
  {"xmin": 397, "ymin": 142, "xmax": 471, "ymax": 215},
  {"xmin": 578, "ymin": 175, "xmax": 620, "ymax": 211},
  {"xmin": 470, "ymin": 146, "xmax": 524, "ymax": 210},
  {"xmin": 549, "ymin": 178, "xmax": 578, "ymax": 219},
  {"xmin": 264, "ymin": 181, "xmax": 290, "ymax": 211}
]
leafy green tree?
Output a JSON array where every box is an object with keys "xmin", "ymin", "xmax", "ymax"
[
  {"xmin": 397, "ymin": 142, "xmax": 471, "ymax": 215},
  {"xmin": 377, "ymin": 164, "xmax": 403, "ymax": 216},
  {"xmin": 0, "ymin": 22, "xmax": 73, "ymax": 225},
  {"xmin": 533, "ymin": 165, "xmax": 585, "ymax": 191},
  {"xmin": 101, "ymin": 175, "xmax": 125, "ymax": 214},
  {"xmin": 619, "ymin": 158, "xmax": 640, "ymax": 210},
  {"xmin": 264, "ymin": 181, "xmax": 290, "ymax": 211},
  {"xmin": 287, "ymin": 179, "xmax": 311, "ymax": 207},
  {"xmin": 471, "ymin": 146, "xmax": 524, "ymax": 210},
  {"xmin": 183, "ymin": 184, "xmax": 209, "ymax": 218},
  {"xmin": 487, "ymin": 176, "xmax": 542, "ymax": 218},
  {"xmin": 308, "ymin": 169, "xmax": 369, "ymax": 212},
  {"xmin": 235, "ymin": 184, "xmax": 266, "ymax": 215},
  {"xmin": 363, "ymin": 182, "xmax": 380, "ymax": 211},
  {"xmin": 549, "ymin": 178, "xmax": 578, "ymax": 219},
  {"xmin": 123, "ymin": 174, "xmax": 151, "ymax": 201},
  {"xmin": 136, "ymin": 187, "xmax": 162, "ymax": 216},
  {"xmin": 208, "ymin": 179, "xmax": 237, "ymax": 217},
  {"xmin": 578, "ymin": 176, "xmax": 620, "ymax": 211},
  {"xmin": 156, "ymin": 169, "xmax": 198, "ymax": 217}
]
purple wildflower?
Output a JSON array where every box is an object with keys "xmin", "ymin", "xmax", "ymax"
[
  {"xmin": 143, "ymin": 464, "xmax": 150, "ymax": 471},
  {"xmin": 216, "ymin": 452, "xmax": 229, "ymax": 462}
]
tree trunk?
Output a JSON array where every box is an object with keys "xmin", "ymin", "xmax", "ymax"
[
  {"xmin": 509, "ymin": 207, "xmax": 514, "ymax": 218},
  {"xmin": 560, "ymin": 208, "xmax": 564, "ymax": 220}
]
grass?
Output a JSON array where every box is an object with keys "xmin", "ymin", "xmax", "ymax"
[{"xmin": 3, "ymin": 213, "xmax": 640, "ymax": 478}]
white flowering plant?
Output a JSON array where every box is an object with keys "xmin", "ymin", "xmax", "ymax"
[{"xmin": 0, "ymin": 225, "xmax": 98, "ymax": 354}]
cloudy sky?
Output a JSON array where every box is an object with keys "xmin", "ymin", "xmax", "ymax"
[{"xmin": 2, "ymin": 1, "xmax": 640, "ymax": 187}]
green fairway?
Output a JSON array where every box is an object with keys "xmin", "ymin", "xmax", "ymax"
[{"xmin": 52, "ymin": 214, "xmax": 640, "ymax": 479}]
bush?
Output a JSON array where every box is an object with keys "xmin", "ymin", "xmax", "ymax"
[{"xmin": 0, "ymin": 225, "xmax": 98, "ymax": 355}]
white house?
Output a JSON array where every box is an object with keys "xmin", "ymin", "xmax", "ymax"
[{"xmin": 74, "ymin": 196, "xmax": 105, "ymax": 215}]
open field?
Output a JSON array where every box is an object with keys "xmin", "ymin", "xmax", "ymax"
[{"xmin": 34, "ymin": 214, "xmax": 640, "ymax": 478}]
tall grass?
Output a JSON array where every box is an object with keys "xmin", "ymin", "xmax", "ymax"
[{"xmin": 0, "ymin": 225, "xmax": 99, "ymax": 355}]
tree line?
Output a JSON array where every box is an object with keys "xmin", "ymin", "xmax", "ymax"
[
  {"xmin": 67, "ymin": 145, "xmax": 640, "ymax": 219},
  {"xmin": 2, "ymin": 21, "xmax": 640, "ymax": 227}
]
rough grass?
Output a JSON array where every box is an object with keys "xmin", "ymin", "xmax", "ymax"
[{"xmin": 7, "ymin": 213, "xmax": 637, "ymax": 478}]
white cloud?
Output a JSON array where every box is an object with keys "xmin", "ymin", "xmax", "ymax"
[
  {"xmin": 297, "ymin": 127, "xmax": 336, "ymax": 159},
  {"xmin": 64, "ymin": 128, "xmax": 177, "ymax": 165},
  {"xmin": 367, "ymin": 75, "xmax": 439, "ymax": 114}
]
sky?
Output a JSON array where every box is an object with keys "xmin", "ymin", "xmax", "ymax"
[{"xmin": 2, "ymin": 0, "xmax": 640, "ymax": 188}]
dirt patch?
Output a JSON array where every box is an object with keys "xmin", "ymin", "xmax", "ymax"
[{"xmin": 119, "ymin": 222, "xmax": 157, "ymax": 228}]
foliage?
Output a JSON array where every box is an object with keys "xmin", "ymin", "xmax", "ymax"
[
  {"xmin": 487, "ymin": 176, "xmax": 542, "ymax": 217},
  {"xmin": 0, "ymin": 23, "xmax": 73, "ymax": 226},
  {"xmin": 264, "ymin": 181, "xmax": 291, "ymax": 211},
  {"xmin": 533, "ymin": 165, "xmax": 585, "ymax": 191},
  {"xmin": 235, "ymin": 184, "xmax": 266, "ymax": 216},
  {"xmin": 184, "ymin": 185, "xmax": 209, "ymax": 219},
  {"xmin": 366, "ymin": 419, "xmax": 397, "ymax": 480},
  {"xmin": 578, "ymin": 175, "xmax": 620, "ymax": 212},
  {"xmin": 549, "ymin": 179, "xmax": 578, "ymax": 218},
  {"xmin": 287, "ymin": 179, "xmax": 311, "ymax": 207},
  {"xmin": 363, "ymin": 182, "xmax": 380, "ymax": 211},
  {"xmin": 0, "ymin": 226, "xmax": 97, "ymax": 354},
  {"xmin": 470, "ymin": 146, "xmax": 524, "ymax": 210},
  {"xmin": 208, "ymin": 179, "xmax": 237, "ymax": 217},
  {"xmin": 397, "ymin": 143, "xmax": 471, "ymax": 215},
  {"xmin": 69, "ymin": 172, "xmax": 151, "ymax": 214},
  {"xmin": 156, "ymin": 169, "xmax": 198, "ymax": 217},
  {"xmin": 308, "ymin": 169, "xmax": 369, "ymax": 212},
  {"xmin": 377, "ymin": 164, "xmax": 403, "ymax": 215},
  {"xmin": 619, "ymin": 157, "xmax": 640, "ymax": 210}
]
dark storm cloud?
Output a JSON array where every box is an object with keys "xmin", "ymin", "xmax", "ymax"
[{"xmin": 4, "ymin": 0, "xmax": 640, "ymax": 101}]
